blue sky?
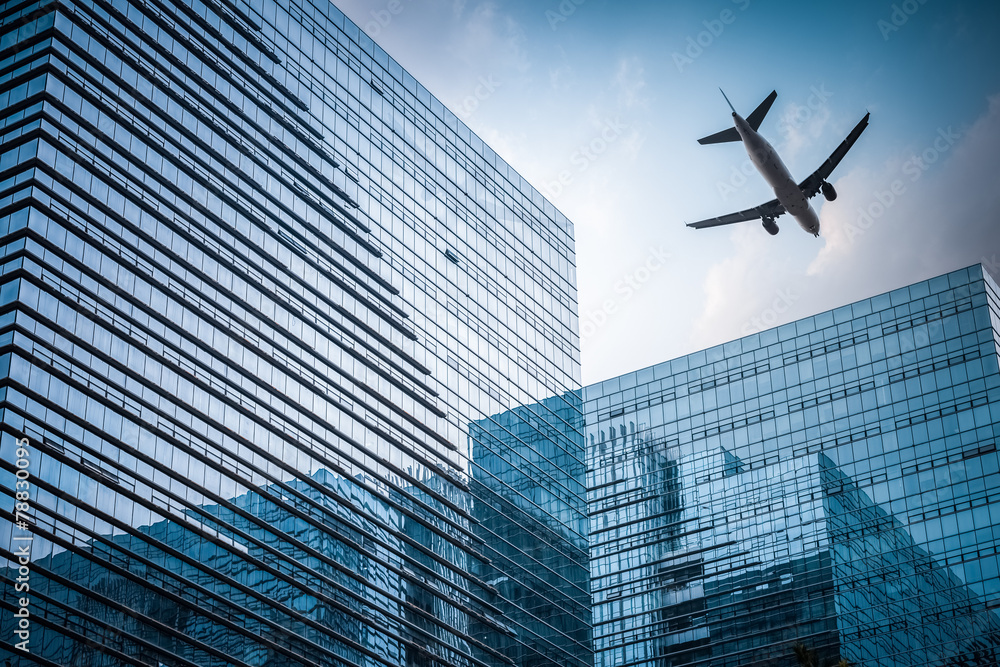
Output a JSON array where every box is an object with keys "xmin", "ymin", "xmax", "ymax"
[{"xmin": 335, "ymin": 0, "xmax": 1000, "ymax": 385}]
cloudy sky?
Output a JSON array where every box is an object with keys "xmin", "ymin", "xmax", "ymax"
[{"xmin": 334, "ymin": 0, "xmax": 1000, "ymax": 385}]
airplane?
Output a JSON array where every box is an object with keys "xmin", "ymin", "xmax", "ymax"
[{"xmin": 687, "ymin": 89, "xmax": 869, "ymax": 237}]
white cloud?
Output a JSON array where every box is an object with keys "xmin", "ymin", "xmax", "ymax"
[
  {"xmin": 450, "ymin": 2, "xmax": 531, "ymax": 74},
  {"xmin": 336, "ymin": 0, "xmax": 531, "ymax": 109},
  {"xmin": 549, "ymin": 63, "xmax": 572, "ymax": 92},
  {"xmin": 778, "ymin": 101, "xmax": 833, "ymax": 162},
  {"xmin": 808, "ymin": 93, "xmax": 1000, "ymax": 289},
  {"xmin": 613, "ymin": 56, "xmax": 648, "ymax": 110},
  {"xmin": 688, "ymin": 224, "xmax": 803, "ymax": 348}
]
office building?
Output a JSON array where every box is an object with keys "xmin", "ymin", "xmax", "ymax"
[
  {"xmin": 587, "ymin": 265, "xmax": 1000, "ymax": 666},
  {"xmin": 469, "ymin": 395, "xmax": 591, "ymax": 667},
  {"xmin": 0, "ymin": 0, "xmax": 591, "ymax": 664}
]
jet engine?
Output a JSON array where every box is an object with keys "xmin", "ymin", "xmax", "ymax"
[
  {"xmin": 762, "ymin": 218, "xmax": 779, "ymax": 235},
  {"xmin": 821, "ymin": 181, "xmax": 837, "ymax": 201}
]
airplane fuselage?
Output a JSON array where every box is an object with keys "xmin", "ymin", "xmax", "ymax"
[{"xmin": 732, "ymin": 112, "xmax": 820, "ymax": 236}]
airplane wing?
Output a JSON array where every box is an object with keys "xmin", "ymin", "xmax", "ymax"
[
  {"xmin": 798, "ymin": 112, "xmax": 870, "ymax": 198},
  {"xmin": 686, "ymin": 198, "xmax": 785, "ymax": 229}
]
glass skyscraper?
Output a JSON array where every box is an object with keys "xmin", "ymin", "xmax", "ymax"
[
  {"xmin": 0, "ymin": 0, "xmax": 590, "ymax": 665},
  {"xmin": 587, "ymin": 265, "xmax": 1000, "ymax": 667}
]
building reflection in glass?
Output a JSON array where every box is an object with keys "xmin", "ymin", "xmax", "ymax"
[
  {"xmin": 587, "ymin": 266, "xmax": 1000, "ymax": 667},
  {"xmin": 469, "ymin": 392, "xmax": 593, "ymax": 667}
]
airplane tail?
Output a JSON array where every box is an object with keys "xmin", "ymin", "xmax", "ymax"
[
  {"xmin": 697, "ymin": 90, "xmax": 778, "ymax": 145},
  {"xmin": 746, "ymin": 90, "xmax": 777, "ymax": 131}
]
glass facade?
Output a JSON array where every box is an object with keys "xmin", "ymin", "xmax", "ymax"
[
  {"xmin": 469, "ymin": 394, "xmax": 591, "ymax": 667},
  {"xmin": 0, "ymin": 0, "xmax": 590, "ymax": 665},
  {"xmin": 587, "ymin": 265, "xmax": 1000, "ymax": 667}
]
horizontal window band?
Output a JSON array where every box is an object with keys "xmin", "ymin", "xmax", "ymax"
[
  {"xmin": 0, "ymin": 550, "xmax": 267, "ymax": 667},
  {"xmin": 4, "ymin": 320, "xmax": 484, "ymax": 568},
  {"xmin": 12, "ymin": 220, "xmax": 589, "ymax": 584},
  {"xmin": 0, "ymin": 507, "xmax": 406, "ymax": 667},
  {"xmin": 788, "ymin": 381, "xmax": 876, "ymax": 413},
  {"xmin": 687, "ymin": 362, "xmax": 771, "ymax": 395},
  {"xmin": 6, "ymin": 345, "xmax": 591, "ymax": 658},
  {"xmin": 24, "ymin": 138, "xmax": 445, "ymax": 414},
  {"xmin": 38, "ymin": 57, "xmax": 411, "ymax": 336},
  {"xmin": 692, "ymin": 410, "xmax": 776, "ymax": 441},
  {"xmin": 0, "ymin": 581, "xmax": 176, "ymax": 667},
  {"xmin": 894, "ymin": 392, "xmax": 990, "ymax": 428},
  {"xmin": 46, "ymin": 32, "xmax": 380, "ymax": 285},
  {"xmin": 201, "ymin": 0, "xmax": 278, "ymax": 62},
  {"xmin": 590, "ymin": 518, "xmax": 707, "ymax": 551},
  {"xmin": 0, "ymin": 323, "xmax": 481, "ymax": 569},
  {"xmin": 87, "ymin": 0, "xmax": 316, "ymax": 141},
  {"xmin": 17, "ymin": 215, "xmax": 458, "ymax": 469},
  {"xmin": 0, "ymin": 430, "xmax": 509, "ymax": 667},
  {"xmin": 781, "ymin": 332, "xmax": 871, "ymax": 365},
  {"xmin": 881, "ymin": 299, "xmax": 975, "ymax": 336},
  {"xmin": 0, "ymin": 405, "xmax": 506, "ymax": 644},
  {"xmin": 3, "ymin": 431, "xmax": 506, "ymax": 665},
  {"xmin": 888, "ymin": 348, "xmax": 983, "ymax": 383},
  {"xmin": 63, "ymin": 1, "xmax": 359, "ymax": 238}
]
